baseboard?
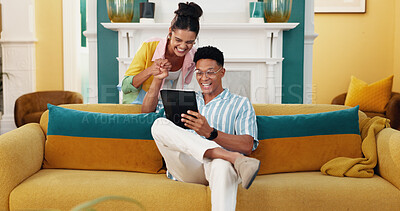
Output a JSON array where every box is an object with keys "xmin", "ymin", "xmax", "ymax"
[{"xmin": 1, "ymin": 115, "xmax": 16, "ymax": 134}]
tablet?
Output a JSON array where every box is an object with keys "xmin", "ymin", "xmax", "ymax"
[{"xmin": 160, "ymin": 90, "xmax": 198, "ymax": 129}]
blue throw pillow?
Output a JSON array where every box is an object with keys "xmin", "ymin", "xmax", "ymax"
[
  {"xmin": 44, "ymin": 104, "xmax": 164, "ymax": 173},
  {"xmin": 252, "ymin": 106, "xmax": 363, "ymax": 175}
]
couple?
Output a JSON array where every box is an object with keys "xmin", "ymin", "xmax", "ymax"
[{"xmin": 121, "ymin": 2, "xmax": 260, "ymax": 211}]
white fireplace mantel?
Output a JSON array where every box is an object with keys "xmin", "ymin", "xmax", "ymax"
[{"xmin": 102, "ymin": 22, "xmax": 298, "ymax": 104}]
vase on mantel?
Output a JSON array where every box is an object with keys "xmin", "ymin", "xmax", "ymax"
[
  {"xmin": 263, "ymin": 0, "xmax": 292, "ymax": 23},
  {"xmin": 106, "ymin": 0, "xmax": 134, "ymax": 23}
]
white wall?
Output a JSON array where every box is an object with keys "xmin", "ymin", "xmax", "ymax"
[{"xmin": 150, "ymin": 0, "xmax": 257, "ymax": 23}]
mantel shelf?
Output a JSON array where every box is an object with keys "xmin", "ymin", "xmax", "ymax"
[
  {"xmin": 101, "ymin": 22, "xmax": 299, "ymax": 31},
  {"xmin": 117, "ymin": 57, "xmax": 284, "ymax": 64}
]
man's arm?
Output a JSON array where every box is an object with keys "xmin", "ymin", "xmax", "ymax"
[
  {"xmin": 141, "ymin": 64, "xmax": 170, "ymax": 113},
  {"xmin": 212, "ymin": 132, "xmax": 253, "ymax": 155},
  {"xmin": 141, "ymin": 78, "xmax": 163, "ymax": 113},
  {"xmin": 181, "ymin": 111, "xmax": 254, "ymax": 155}
]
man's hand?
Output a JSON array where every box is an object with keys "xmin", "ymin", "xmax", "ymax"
[{"xmin": 181, "ymin": 110, "xmax": 214, "ymax": 138}]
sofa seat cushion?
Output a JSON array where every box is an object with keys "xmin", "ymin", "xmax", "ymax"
[
  {"xmin": 235, "ymin": 172, "xmax": 400, "ymax": 210},
  {"xmin": 10, "ymin": 169, "xmax": 210, "ymax": 211}
]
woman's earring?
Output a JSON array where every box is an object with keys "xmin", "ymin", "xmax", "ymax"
[{"xmin": 194, "ymin": 37, "xmax": 199, "ymax": 48}]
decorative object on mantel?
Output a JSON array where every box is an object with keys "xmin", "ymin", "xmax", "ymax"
[
  {"xmin": 315, "ymin": 0, "xmax": 366, "ymax": 14},
  {"xmin": 140, "ymin": 2, "xmax": 155, "ymax": 23},
  {"xmin": 133, "ymin": 0, "xmax": 148, "ymax": 22},
  {"xmin": 249, "ymin": 1, "xmax": 265, "ymax": 23},
  {"xmin": 106, "ymin": 0, "xmax": 134, "ymax": 23},
  {"xmin": 264, "ymin": 0, "xmax": 292, "ymax": 23}
]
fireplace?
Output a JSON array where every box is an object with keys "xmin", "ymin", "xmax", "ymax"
[{"xmin": 102, "ymin": 22, "xmax": 298, "ymax": 104}]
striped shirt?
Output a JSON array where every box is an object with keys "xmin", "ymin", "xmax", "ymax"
[{"xmin": 157, "ymin": 89, "xmax": 259, "ymax": 181}]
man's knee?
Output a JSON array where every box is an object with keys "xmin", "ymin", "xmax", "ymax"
[
  {"xmin": 210, "ymin": 159, "xmax": 235, "ymax": 175},
  {"xmin": 151, "ymin": 117, "xmax": 171, "ymax": 139}
]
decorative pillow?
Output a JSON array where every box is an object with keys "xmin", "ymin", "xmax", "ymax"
[
  {"xmin": 43, "ymin": 104, "xmax": 164, "ymax": 173},
  {"xmin": 345, "ymin": 75, "xmax": 393, "ymax": 113},
  {"xmin": 251, "ymin": 106, "xmax": 362, "ymax": 175}
]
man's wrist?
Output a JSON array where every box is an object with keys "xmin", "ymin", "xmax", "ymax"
[{"xmin": 207, "ymin": 128, "xmax": 218, "ymax": 140}]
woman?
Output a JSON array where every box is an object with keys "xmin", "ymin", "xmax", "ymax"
[{"xmin": 121, "ymin": 2, "xmax": 203, "ymax": 104}]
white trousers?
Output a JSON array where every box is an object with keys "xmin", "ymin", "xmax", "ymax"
[{"xmin": 151, "ymin": 118, "xmax": 240, "ymax": 211}]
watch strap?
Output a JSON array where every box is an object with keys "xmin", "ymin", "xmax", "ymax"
[{"xmin": 207, "ymin": 128, "xmax": 218, "ymax": 140}]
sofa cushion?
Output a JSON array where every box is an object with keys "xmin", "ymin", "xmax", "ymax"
[
  {"xmin": 345, "ymin": 75, "xmax": 393, "ymax": 113},
  {"xmin": 9, "ymin": 169, "xmax": 210, "ymax": 211},
  {"xmin": 235, "ymin": 172, "xmax": 400, "ymax": 210},
  {"xmin": 43, "ymin": 104, "xmax": 164, "ymax": 173},
  {"xmin": 252, "ymin": 106, "xmax": 363, "ymax": 175},
  {"xmin": 10, "ymin": 170, "xmax": 400, "ymax": 210}
]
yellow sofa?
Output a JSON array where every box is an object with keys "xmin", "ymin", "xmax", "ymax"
[{"xmin": 1, "ymin": 104, "xmax": 400, "ymax": 210}]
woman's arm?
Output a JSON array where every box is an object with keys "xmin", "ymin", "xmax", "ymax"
[
  {"xmin": 132, "ymin": 60, "xmax": 160, "ymax": 88},
  {"xmin": 132, "ymin": 59, "xmax": 172, "ymax": 88}
]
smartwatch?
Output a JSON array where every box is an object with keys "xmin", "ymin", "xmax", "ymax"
[{"xmin": 207, "ymin": 128, "xmax": 218, "ymax": 140}]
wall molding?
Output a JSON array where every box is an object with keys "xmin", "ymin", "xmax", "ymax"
[
  {"xmin": 0, "ymin": 0, "xmax": 36, "ymax": 134},
  {"xmin": 83, "ymin": 0, "xmax": 98, "ymax": 104},
  {"xmin": 304, "ymin": 0, "xmax": 318, "ymax": 104},
  {"xmin": 63, "ymin": 0, "xmax": 81, "ymax": 93}
]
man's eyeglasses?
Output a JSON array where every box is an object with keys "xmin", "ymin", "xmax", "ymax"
[{"xmin": 194, "ymin": 66, "xmax": 223, "ymax": 78}]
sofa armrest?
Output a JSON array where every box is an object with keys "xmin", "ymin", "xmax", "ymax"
[
  {"xmin": 0, "ymin": 123, "xmax": 45, "ymax": 210},
  {"xmin": 376, "ymin": 128, "xmax": 400, "ymax": 190},
  {"xmin": 386, "ymin": 93, "xmax": 400, "ymax": 130},
  {"xmin": 331, "ymin": 93, "xmax": 347, "ymax": 105}
]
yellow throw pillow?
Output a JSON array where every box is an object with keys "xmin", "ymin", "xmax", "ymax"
[{"xmin": 345, "ymin": 75, "xmax": 393, "ymax": 113}]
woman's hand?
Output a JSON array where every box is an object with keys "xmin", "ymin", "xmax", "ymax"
[
  {"xmin": 154, "ymin": 66, "xmax": 169, "ymax": 80},
  {"xmin": 148, "ymin": 59, "xmax": 172, "ymax": 80},
  {"xmin": 159, "ymin": 59, "xmax": 172, "ymax": 72},
  {"xmin": 181, "ymin": 110, "xmax": 213, "ymax": 138}
]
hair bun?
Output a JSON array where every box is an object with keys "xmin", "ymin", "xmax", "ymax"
[{"xmin": 175, "ymin": 2, "xmax": 203, "ymax": 19}]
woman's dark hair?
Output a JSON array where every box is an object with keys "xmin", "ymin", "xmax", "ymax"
[
  {"xmin": 170, "ymin": 2, "xmax": 203, "ymax": 35},
  {"xmin": 194, "ymin": 46, "xmax": 224, "ymax": 67}
]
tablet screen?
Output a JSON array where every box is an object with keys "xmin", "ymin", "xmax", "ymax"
[{"xmin": 160, "ymin": 90, "xmax": 198, "ymax": 129}]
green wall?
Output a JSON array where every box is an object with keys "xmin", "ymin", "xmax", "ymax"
[
  {"xmin": 97, "ymin": 0, "xmax": 305, "ymax": 104},
  {"xmin": 97, "ymin": 0, "xmax": 119, "ymax": 103},
  {"xmin": 282, "ymin": 0, "xmax": 305, "ymax": 103}
]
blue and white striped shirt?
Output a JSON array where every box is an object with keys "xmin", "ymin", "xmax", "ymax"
[
  {"xmin": 194, "ymin": 89, "xmax": 258, "ymax": 150},
  {"xmin": 157, "ymin": 89, "xmax": 259, "ymax": 180}
]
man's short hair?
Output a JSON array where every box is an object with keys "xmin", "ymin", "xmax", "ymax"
[{"xmin": 193, "ymin": 46, "xmax": 224, "ymax": 66}]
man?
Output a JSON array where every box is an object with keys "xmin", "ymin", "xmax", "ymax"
[{"xmin": 142, "ymin": 46, "xmax": 260, "ymax": 211}]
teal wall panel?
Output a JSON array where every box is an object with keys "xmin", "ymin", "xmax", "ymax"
[
  {"xmin": 97, "ymin": 0, "xmax": 119, "ymax": 103},
  {"xmin": 80, "ymin": 0, "xmax": 87, "ymax": 47},
  {"xmin": 282, "ymin": 0, "xmax": 305, "ymax": 103}
]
